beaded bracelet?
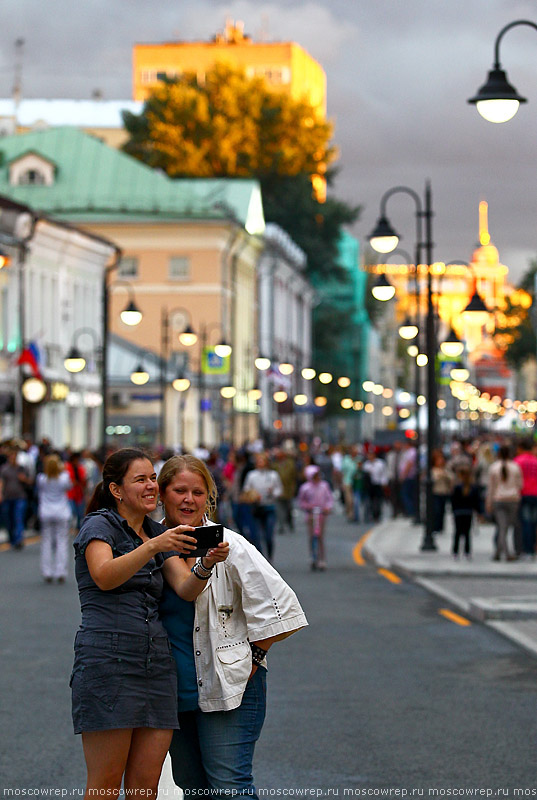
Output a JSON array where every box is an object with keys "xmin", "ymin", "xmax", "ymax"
[
  {"xmin": 191, "ymin": 558, "xmax": 214, "ymax": 580},
  {"xmin": 250, "ymin": 642, "xmax": 267, "ymax": 667}
]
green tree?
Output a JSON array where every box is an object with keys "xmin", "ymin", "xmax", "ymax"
[{"xmin": 493, "ymin": 262, "xmax": 536, "ymax": 368}]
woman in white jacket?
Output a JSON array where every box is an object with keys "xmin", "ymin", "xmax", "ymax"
[
  {"xmin": 157, "ymin": 454, "xmax": 307, "ymax": 800},
  {"xmin": 36, "ymin": 454, "xmax": 72, "ymax": 582}
]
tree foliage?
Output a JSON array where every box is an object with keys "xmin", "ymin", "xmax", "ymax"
[
  {"xmin": 123, "ymin": 63, "xmax": 336, "ymax": 179},
  {"xmin": 493, "ymin": 261, "xmax": 536, "ymax": 369}
]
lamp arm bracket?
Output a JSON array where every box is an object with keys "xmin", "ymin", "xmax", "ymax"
[
  {"xmin": 494, "ymin": 20, "xmax": 537, "ymax": 69},
  {"xmin": 379, "ymin": 186, "xmax": 422, "ymax": 218}
]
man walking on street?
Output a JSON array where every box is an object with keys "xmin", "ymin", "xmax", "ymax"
[
  {"xmin": 514, "ymin": 437, "xmax": 537, "ymax": 557},
  {"xmin": 274, "ymin": 443, "xmax": 298, "ymax": 534}
]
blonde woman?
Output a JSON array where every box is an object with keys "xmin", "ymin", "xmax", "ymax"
[
  {"xmin": 36, "ymin": 454, "xmax": 72, "ymax": 583},
  {"xmin": 158, "ymin": 454, "xmax": 308, "ymax": 800}
]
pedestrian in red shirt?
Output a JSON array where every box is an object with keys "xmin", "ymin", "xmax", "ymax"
[
  {"xmin": 513, "ymin": 437, "xmax": 537, "ymax": 557},
  {"xmin": 66, "ymin": 451, "xmax": 87, "ymax": 532}
]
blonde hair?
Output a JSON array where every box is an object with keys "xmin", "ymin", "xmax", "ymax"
[
  {"xmin": 157, "ymin": 454, "xmax": 218, "ymax": 519},
  {"xmin": 44, "ymin": 454, "xmax": 63, "ymax": 479}
]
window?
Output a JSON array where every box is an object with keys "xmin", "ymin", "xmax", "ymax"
[
  {"xmin": 19, "ymin": 169, "xmax": 46, "ymax": 185},
  {"xmin": 168, "ymin": 256, "xmax": 190, "ymax": 281},
  {"xmin": 141, "ymin": 70, "xmax": 157, "ymax": 83},
  {"xmin": 118, "ymin": 257, "xmax": 139, "ymax": 279}
]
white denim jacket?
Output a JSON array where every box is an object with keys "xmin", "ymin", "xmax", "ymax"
[{"xmin": 193, "ymin": 524, "xmax": 308, "ymax": 712}]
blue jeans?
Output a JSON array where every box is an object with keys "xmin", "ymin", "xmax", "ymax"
[
  {"xmin": 232, "ymin": 502, "xmax": 260, "ymax": 551},
  {"xmin": 3, "ymin": 497, "xmax": 27, "ymax": 546},
  {"xmin": 519, "ymin": 495, "xmax": 537, "ymax": 554},
  {"xmin": 69, "ymin": 498, "xmax": 85, "ymax": 531},
  {"xmin": 250, "ymin": 505, "xmax": 276, "ymax": 560},
  {"xmin": 169, "ymin": 667, "xmax": 267, "ymax": 799}
]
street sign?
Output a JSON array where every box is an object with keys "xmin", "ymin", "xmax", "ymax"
[{"xmin": 201, "ymin": 347, "xmax": 230, "ymax": 375}]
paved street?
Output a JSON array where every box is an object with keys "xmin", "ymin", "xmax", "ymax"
[{"xmin": 3, "ymin": 509, "xmax": 537, "ymax": 796}]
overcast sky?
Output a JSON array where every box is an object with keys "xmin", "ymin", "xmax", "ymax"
[{"xmin": 1, "ymin": 0, "xmax": 537, "ymax": 281}]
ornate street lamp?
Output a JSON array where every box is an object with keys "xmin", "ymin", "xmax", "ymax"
[
  {"xmin": 368, "ymin": 183, "xmax": 435, "ymax": 546},
  {"xmin": 398, "ymin": 317, "xmax": 419, "ymax": 340},
  {"xmin": 371, "ymin": 273, "xmax": 396, "ymax": 302},
  {"xmin": 440, "ymin": 327, "xmax": 464, "ymax": 358},
  {"xmin": 64, "ymin": 346, "xmax": 86, "ymax": 374},
  {"xmin": 462, "ymin": 289, "xmax": 490, "ymax": 326},
  {"xmin": 469, "ymin": 20, "xmax": 537, "ymax": 123},
  {"xmin": 130, "ymin": 364, "xmax": 149, "ymax": 385}
]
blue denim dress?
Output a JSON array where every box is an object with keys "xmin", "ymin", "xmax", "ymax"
[{"xmin": 70, "ymin": 509, "xmax": 179, "ymax": 734}]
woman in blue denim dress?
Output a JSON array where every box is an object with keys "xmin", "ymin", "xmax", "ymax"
[{"xmin": 71, "ymin": 448, "xmax": 229, "ymax": 799}]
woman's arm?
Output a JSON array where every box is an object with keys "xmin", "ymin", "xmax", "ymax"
[
  {"xmin": 85, "ymin": 527, "xmax": 197, "ymax": 591},
  {"xmin": 163, "ymin": 541, "xmax": 230, "ymax": 602}
]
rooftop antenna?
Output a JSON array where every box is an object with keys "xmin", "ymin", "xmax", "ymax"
[
  {"xmin": 12, "ymin": 38, "xmax": 24, "ymax": 116},
  {"xmin": 258, "ymin": 13, "xmax": 270, "ymax": 42}
]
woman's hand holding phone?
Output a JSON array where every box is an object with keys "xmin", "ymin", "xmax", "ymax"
[
  {"xmin": 156, "ymin": 525, "xmax": 198, "ymax": 555},
  {"xmin": 202, "ymin": 541, "xmax": 230, "ymax": 568}
]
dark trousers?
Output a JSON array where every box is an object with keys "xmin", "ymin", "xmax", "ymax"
[
  {"xmin": 452, "ymin": 514, "xmax": 472, "ymax": 555},
  {"xmin": 401, "ymin": 478, "xmax": 417, "ymax": 517},
  {"xmin": 370, "ymin": 485, "xmax": 384, "ymax": 521},
  {"xmin": 432, "ymin": 494, "xmax": 449, "ymax": 533},
  {"xmin": 519, "ymin": 495, "xmax": 537, "ymax": 554}
]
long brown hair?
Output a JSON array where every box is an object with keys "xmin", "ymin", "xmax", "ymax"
[
  {"xmin": 86, "ymin": 448, "xmax": 150, "ymax": 514},
  {"xmin": 158, "ymin": 454, "xmax": 218, "ymax": 520}
]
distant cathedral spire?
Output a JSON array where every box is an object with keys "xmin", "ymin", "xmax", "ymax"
[{"xmin": 479, "ymin": 200, "xmax": 490, "ymax": 246}]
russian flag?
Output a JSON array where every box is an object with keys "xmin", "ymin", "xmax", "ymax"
[{"xmin": 16, "ymin": 341, "xmax": 42, "ymax": 379}]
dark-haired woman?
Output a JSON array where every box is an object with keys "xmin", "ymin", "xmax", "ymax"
[
  {"xmin": 70, "ymin": 448, "xmax": 226, "ymax": 799},
  {"xmin": 486, "ymin": 444, "xmax": 522, "ymax": 561}
]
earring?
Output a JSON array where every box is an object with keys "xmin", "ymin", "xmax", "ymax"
[{"xmin": 119, "ymin": 497, "xmax": 123, "ymax": 503}]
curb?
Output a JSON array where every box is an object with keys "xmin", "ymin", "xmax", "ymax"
[{"xmin": 362, "ymin": 522, "xmax": 537, "ymax": 660}]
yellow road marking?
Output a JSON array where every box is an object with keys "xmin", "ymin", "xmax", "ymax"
[
  {"xmin": 0, "ymin": 534, "xmax": 40, "ymax": 553},
  {"xmin": 377, "ymin": 568, "xmax": 402, "ymax": 584},
  {"xmin": 353, "ymin": 530, "xmax": 373, "ymax": 566},
  {"xmin": 439, "ymin": 608, "xmax": 472, "ymax": 627}
]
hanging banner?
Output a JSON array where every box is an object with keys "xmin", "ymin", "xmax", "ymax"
[{"xmin": 201, "ymin": 347, "xmax": 230, "ymax": 375}]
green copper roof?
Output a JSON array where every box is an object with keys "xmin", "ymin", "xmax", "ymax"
[{"xmin": 0, "ymin": 126, "xmax": 265, "ymax": 233}]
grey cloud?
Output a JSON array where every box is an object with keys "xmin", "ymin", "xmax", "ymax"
[{"xmin": 0, "ymin": 0, "xmax": 537, "ymax": 277}]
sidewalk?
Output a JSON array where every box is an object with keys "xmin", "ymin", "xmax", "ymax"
[{"xmin": 363, "ymin": 515, "xmax": 537, "ymax": 659}]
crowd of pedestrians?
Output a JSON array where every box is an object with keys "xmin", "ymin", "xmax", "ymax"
[{"xmin": 5, "ymin": 430, "xmax": 537, "ymax": 574}]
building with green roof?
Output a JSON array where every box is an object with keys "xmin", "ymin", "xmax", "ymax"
[{"xmin": 0, "ymin": 126, "xmax": 266, "ymax": 449}]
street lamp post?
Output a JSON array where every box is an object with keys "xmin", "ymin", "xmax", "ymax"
[
  {"xmin": 164, "ymin": 311, "xmax": 231, "ymax": 449},
  {"xmin": 368, "ymin": 183, "xmax": 437, "ymax": 549},
  {"xmin": 469, "ymin": 20, "xmax": 537, "ymax": 123},
  {"xmin": 102, "ymin": 268, "xmax": 143, "ymax": 452}
]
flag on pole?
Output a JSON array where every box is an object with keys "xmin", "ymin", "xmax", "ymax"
[{"xmin": 16, "ymin": 341, "xmax": 42, "ymax": 379}]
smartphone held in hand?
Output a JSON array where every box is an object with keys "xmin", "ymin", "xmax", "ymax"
[{"xmin": 183, "ymin": 524, "xmax": 224, "ymax": 558}]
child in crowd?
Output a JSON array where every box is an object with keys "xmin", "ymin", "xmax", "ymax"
[
  {"xmin": 451, "ymin": 464, "xmax": 482, "ymax": 559},
  {"xmin": 297, "ymin": 465, "xmax": 333, "ymax": 570}
]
